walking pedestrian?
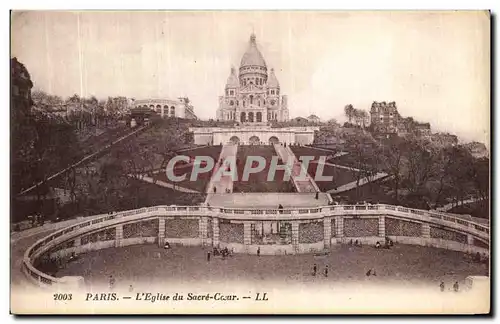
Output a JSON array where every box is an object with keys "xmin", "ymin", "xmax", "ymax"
[
  {"xmin": 453, "ymin": 281, "xmax": 459, "ymax": 292},
  {"xmin": 109, "ymin": 275, "xmax": 115, "ymax": 290},
  {"xmin": 313, "ymin": 264, "xmax": 317, "ymax": 276},
  {"xmin": 257, "ymin": 247, "xmax": 261, "ymax": 257},
  {"xmin": 324, "ymin": 265, "xmax": 329, "ymax": 277},
  {"xmin": 207, "ymin": 251, "xmax": 211, "ymax": 262},
  {"xmin": 440, "ymin": 281, "xmax": 445, "ymax": 292}
]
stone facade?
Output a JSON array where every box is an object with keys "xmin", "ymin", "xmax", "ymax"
[
  {"xmin": 370, "ymin": 101, "xmax": 403, "ymax": 134},
  {"xmin": 216, "ymin": 34, "xmax": 289, "ymax": 124},
  {"xmin": 189, "ymin": 125, "xmax": 319, "ymax": 145},
  {"xmin": 134, "ymin": 98, "xmax": 196, "ymax": 119}
]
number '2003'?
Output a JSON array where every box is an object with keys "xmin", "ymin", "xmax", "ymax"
[{"xmin": 53, "ymin": 293, "xmax": 72, "ymax": 301}]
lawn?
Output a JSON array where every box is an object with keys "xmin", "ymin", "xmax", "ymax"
[
  {"xmin": 153, "ymin": 165, "xmax": 213, "ymax": 192},
  {"xmin": 449, "ymin": 200, "xmax": 489, "ymax": 220},
  {"xmin": 177, "ymin": 146, "xmax": 222, "ymax": 161},
  {"xmin": 331, "ymin": 180, "xmax": 396, "ymax": 205},
  {"xmin": 290, "ymin": 146, "xmax": 334, "ymax": 162},
  {"xmin": 307, "ymin": 163, "xmax": 358, "ymax": 192},
  {"xmin": 233, "ymin": 145, "xmax": 296, "ymax": 193}
]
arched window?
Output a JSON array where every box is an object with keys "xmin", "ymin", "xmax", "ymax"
[
  {"xmin": 149, "ymin": 105, "xmax": 154, "ymax": 109},
  {"xmin": 170, "ymin": 106, "xmax": 175, "ymax": 117},
  {"xmin": 240, "ymin": 112, "xmax": 246, "ymax": 123},
  {"xmin": 156, "ymin": 105, "xmax": 161, "ymax": 112},
  {"xmin": 248, "ymin": 112, "xmax": 254, "ymax": 122},
  {"xmin": 256, "ymin": 112, "xmax": 262, "ymax": 122},
  {"xmin": 250, "ymin": 95, "xmax": 253, "ymax": 105}
]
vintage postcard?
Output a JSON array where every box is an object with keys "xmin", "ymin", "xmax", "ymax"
[{"xmin": 10, "ymin": 10, "xmax": 490, "ymax": 314}]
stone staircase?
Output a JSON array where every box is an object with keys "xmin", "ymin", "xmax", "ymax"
[
  {"xmin": 273, "ymin": 144, "xmax": 319, "ymax": 193},
  {"xmin": 205, "ymin": 143, "xmax": 238, "ymax": 197}
]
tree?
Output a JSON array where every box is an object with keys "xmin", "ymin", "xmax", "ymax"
[
  {"xmin": 345, "ymin": 137, "xmax": 373, "ymax": 200},
  {"xmin": 427, "ymin": 146, "xmax": 455, "ymax": 208},
  {"xmin": 67, "ymin": 94, "xmax": 81, "ymax": 104},
  {"xmin": 403, "ymin": 140, "xmax": 435, "ymax": 195},
  {"xmin": 344, "ymin": 104, "xmax": 355, "ymax": 124},
  {"xmin": 359, "ymin": 110, "xmax": 368, "ymax": 129},
  {"xmin": 469, "ymin": 157, "xmax": 489, "ymax": 202},
  {"xmin": 446, "ymin": 146, "xmax": 475, "ymax": 207},
  {"xmin": 31, "ymin": 89, "xmax": 64, "ymax": 108},
  {"xmin": 381, "ymin": 137, "xmax": 407, "ymax": 202}
]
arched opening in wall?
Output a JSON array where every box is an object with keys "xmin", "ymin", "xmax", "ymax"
[
  {"xmin": 149, "ymin": 105, "xmax": 154, "ymax": 110},
  {"xmin": 240, "ymin": 112, "xmax": 246, "ymax": 123},
  {"xmin": 156, "ymin": 105, "xmax": 161, "ymax": 113},
  {"xmin": 249, "ymin": 135, "xmax": 260, "ymax": 145},
  {"xmin": 229, "ymin": 136, "xmax": 240, "ymax": 145},
  {"xmin": 269, "ymin": 136, "xmax": 280, "ymax": 144},
  {"xmin": 248, "ymin": 112, "xmax": 254, "ymax": 123},
  {"xmin": 250, "ymin": 95, "xmax": 254, "ymax": 105},
  {"xmin": 170, "ymin": 106, "xmax": 175, "ymax": 117},
  {"xmin": 256, "ymin": 112, "xmax": 262, "ymax": 122},
  {"xmin": 163, "ymin": 105, "xmax": 168, "ymax": 114}
]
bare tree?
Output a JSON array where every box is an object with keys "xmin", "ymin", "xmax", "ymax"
[
  {"xmin": 404, "ymin": 140, "xmax": 435, "ymax": 195},
  {"xmin": 381, "ymin": 137, "xmax": 406, "ymax": 202},
  {"xmin": 344, "ymin": 104, "xmax": 355, "ymax": 124}
]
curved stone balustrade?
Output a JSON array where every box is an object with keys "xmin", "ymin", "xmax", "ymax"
[{"xmin": 22, "ymin": 204, "xmax": 489, "ymax": 288}]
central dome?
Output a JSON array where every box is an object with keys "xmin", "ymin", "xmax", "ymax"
[{"xmin": 240, "ymin": 34, "xmax": 267, "ymax": 68}]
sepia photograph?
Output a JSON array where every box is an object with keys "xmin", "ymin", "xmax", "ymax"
[{"xmin": 9, "ymin": 10, "xmax": 490, "ymax": 314}]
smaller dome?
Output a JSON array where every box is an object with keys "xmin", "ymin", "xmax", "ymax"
[
  {"xmin": 267, "ymin": 68, "xmax": 279, "ymax": 88},
  {"xmin": 225, "ymin": 67, "xmax": 239, "ymax": 88}
]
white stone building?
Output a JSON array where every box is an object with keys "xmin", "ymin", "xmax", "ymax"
[
  {"xmin": 216, "ymin": 34, "xmax": 289, "ymax": 124},
  {"xmin": 134, "ymin": 98, "xmax": 196, "ymax": 119}
]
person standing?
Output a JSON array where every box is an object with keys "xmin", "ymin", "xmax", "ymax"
[
  {"xmin": 324, "ymin": 265, "xmax": 329, "ymax": 277},
  {"xmin": 313, "ymin": 264, "xmax": 317, "ymax": 276},
  {"xmin": 257, "ymin": 247, "xmax": 261, "ymax": 257},
  {"xmin": 453, "ymin": 281, "xmax": 459, "ymax": 292},
  {"xmin": 440, "ymin": 281, "xmax": 445, "ymax": 292},
  {"xmin": 207, "ymin": 251, "xmax": 211, "ymax": 262},
  {"xmin": 109, "ymin": 275, "xmax": 116, "ymax": 291}
]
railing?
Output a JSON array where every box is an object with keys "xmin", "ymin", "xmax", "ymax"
[{"xmin": 22, "ymin": 203, "xmax": 489, "ymax": 288}]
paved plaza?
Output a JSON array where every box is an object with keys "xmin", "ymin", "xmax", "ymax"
[{"xmin": 54, "ymin": 244, "xmax": 488, "ymax": 288}]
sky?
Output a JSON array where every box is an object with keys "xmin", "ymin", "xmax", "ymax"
[{"xmin": 11, "ymin": 11, "xmax": 490, "ymax": 145}]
